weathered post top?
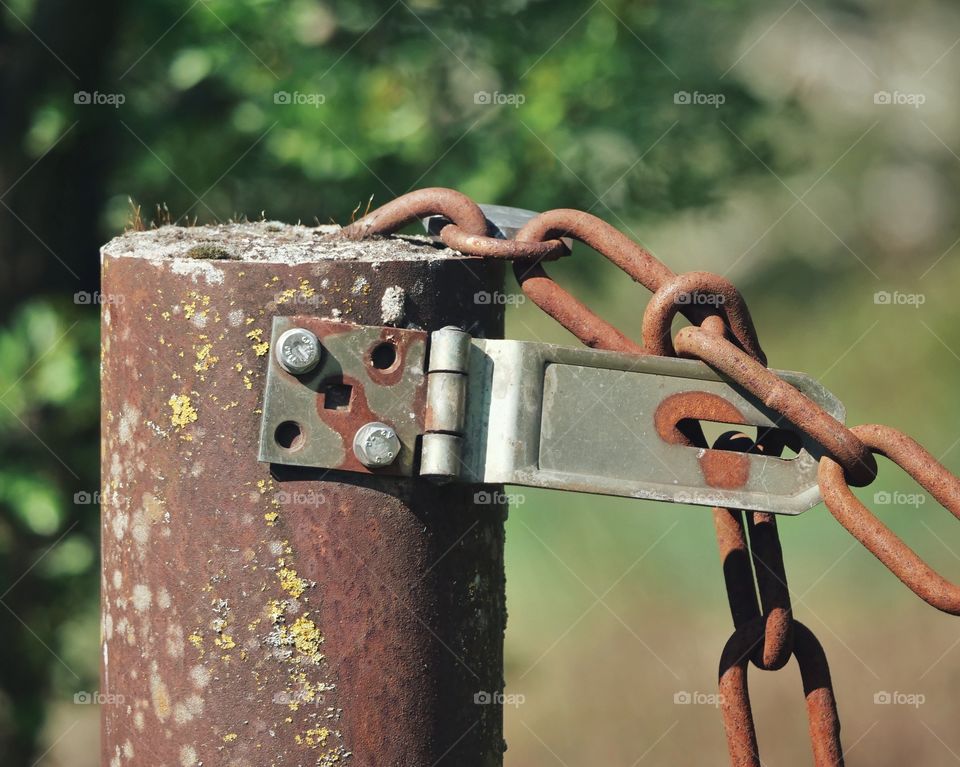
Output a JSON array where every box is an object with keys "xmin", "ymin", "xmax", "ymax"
[{"xmin": 100, "ymin": 222, "xmax": 507, "ymax": 767}]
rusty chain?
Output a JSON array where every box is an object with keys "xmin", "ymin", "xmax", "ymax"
[{"xmin": 340, "ymin": 187, "xmax": 960, "ymax": 765}]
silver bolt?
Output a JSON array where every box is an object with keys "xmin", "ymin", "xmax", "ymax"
[
  {"xmin": 276, "ymin": 328, "xmax": 322, "ymax": 375},
  {"xmin": 353, "ymin": 422, "xmax": 401, "ymax": 468}
]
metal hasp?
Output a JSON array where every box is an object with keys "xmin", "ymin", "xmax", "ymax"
[{"xmin": 259, "ymin": 321, "xmax": 846, "ymax": 515}]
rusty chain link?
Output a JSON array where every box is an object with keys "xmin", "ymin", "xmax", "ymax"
[{"xmin": 340, "ymin": 187, "xmax": 960, "ymax": 765}]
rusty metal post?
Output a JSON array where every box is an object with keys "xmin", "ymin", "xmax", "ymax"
[{"xmin": 100, "ymin": 225, "xmax": 507, "ymax": 766}]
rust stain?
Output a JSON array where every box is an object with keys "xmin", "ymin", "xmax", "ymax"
[{"xmin": 654, "ymin": 391, "xmax": 751, "ymax": 489}]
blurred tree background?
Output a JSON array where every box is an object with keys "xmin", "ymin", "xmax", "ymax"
[{"xmin": 2, "ymin": 0, "xmax": 960, "ymax": 763}]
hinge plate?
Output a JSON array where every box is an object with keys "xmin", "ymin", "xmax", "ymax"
[
  {"xmin": 257, "ymin": 317, "xmax": 428, "ymax": 476},
  {"xmin": 258, "ymin": 318, "xmax": 845, "ymax": 514}
]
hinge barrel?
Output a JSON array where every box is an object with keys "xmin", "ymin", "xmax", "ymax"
[{"xmin": 422, "ymin": 327, "xmax": 471, "ymax": 480}]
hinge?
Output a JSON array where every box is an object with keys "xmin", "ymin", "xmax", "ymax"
[{"xmin": 258, "ymin": 318, "xmax": 845, "ymax": 515}]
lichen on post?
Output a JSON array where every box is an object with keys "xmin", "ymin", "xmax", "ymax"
[{"xmin": 100, "ymin": 222, "xmax": 508, "ymax": 766}]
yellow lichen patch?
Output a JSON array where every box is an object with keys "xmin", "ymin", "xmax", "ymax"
[
  {"xmin": 194, "ymin": 342, "xmax": 219, "ymax": 372},
  {"xmin": 276, "ymin": 288, "xmax": 297, "ymax": 305},
  {"xmin": 295, "ymin": 727, "xmax": 331, "ymax": 748},
  {"xmin": 288, "ymin": 615, "xmax": 324, "ymax": 660},
  {"xmin": 243, "ymin": 374, "xmax": 253, "ymax": 390},
  {"xmin": 188, "ymin": 632, "xmax": 204, "ymax": 656},
  {"xmin": 266, "ymin": 599, "xmax": 286, "ymax": 624},
  {"xmin": 168, "ymin": 394, "xmax": 198, "ymax": 430},
  {"xmin": 264, "ymin": 511, "xmax": 279, "ymax": 527},
  {"xmin": 246, "ymin": 328, "xmax": 270, "ymax": 356},
  {"xmin": 223, "ymin": 733, "xmax": 238, "ymax": 743},
  {"xmin": 215, "ymin": 634, "xmax": 236, "ymax": 650},
  {"xmin": 278, "ymin": 567, "xmax": 307, "ymax": 599}
]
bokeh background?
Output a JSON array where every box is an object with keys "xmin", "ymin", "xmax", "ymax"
[{"xmin": 2, "ymin": 0, "xmax": 960, "ymax": 764}]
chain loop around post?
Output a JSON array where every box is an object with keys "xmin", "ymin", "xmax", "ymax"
[
  {"xmin": 511, "ymin": 208, "xmax": 676, "ymax": 351},
  {"xmin": 439, "ymin": 225, "xmax": 569, "ymax": 260},
  {"xmin": 819, "ymin": 423, "xmax": 960, "ymax": 615},
  {"xmin": 340, "ymin": 187, "xmax": 488, "ymax": 239}
]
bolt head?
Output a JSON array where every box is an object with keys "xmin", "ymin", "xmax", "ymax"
[
  {"xmin": 353, "ymin": 422, "xmax": 401, "ymax": 468},
  {"xmin": 276, "ymin": 328, "xmax": 322, "ymax": 375}
]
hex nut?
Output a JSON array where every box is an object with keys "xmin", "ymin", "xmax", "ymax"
[
  {"xmin": 353, "ymin": 422, "xmax": 401, "ymax": 468},
  {"xmin": 276, "ymin": 328, "xmax": 322, "ymax": 375}
]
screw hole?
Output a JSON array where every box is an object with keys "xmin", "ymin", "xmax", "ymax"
[
  {"xmin": 370, "ymin": 342, "xmax": 398, "ymax": 371},
  {"xmin": 275, "ymin": 421, "xmax": 304, "ymax": 450}
]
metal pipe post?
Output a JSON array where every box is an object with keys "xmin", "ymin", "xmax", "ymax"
[{"xmin": 100, "ymin": 224, "xmax": 507, "ymax": 766}]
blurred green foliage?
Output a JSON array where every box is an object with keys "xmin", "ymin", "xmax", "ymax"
[{"xmin": 3, "ymin": 0, "xmax": 960, "ymax": 763}]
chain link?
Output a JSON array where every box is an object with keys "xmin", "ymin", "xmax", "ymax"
[{"xmin": 340, "ymin": 187, "xmax": 960, "ymax": 765}]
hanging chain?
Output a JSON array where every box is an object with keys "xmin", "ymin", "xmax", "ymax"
[{"xmin": 340, "ymin": 187, "xmax": 960, "ymax": 765}]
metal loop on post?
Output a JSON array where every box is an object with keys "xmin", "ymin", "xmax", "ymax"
[
  {"xmin": 340, "ymin": 187, "xmax": 488, "ymax": 240},
  {"xmin": 511, "ymin": 209, "xmax": 674, "ymax": 352},
  {"xmin": 719, "ymin": 619, "xmax": 844, "ymax": 767},
  {"xmin": 819, "ymin": 423, "xmax": 960, "ymax": 615},
  {"xmin": 512, "ymin": 260, "xmax": 646, "ymax": 353},
  {"xmin": 673, "ymin": 325, "xmax": 878, "ymax": 487},
  {"xmin": 516, "ymin": 208, "xmax": 676, "ymax": 291},
  {"xmin": 642, "ymin": 271, "xmax": 767, "ymax": 366},
  {"xmin": 439, "ymin": 224, "xmax": 569, "ymax": 260}
]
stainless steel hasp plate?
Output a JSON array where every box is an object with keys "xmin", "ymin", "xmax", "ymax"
[{"xmin": 258, "ymin": 320, "xmax": 846, "ymax": 514}]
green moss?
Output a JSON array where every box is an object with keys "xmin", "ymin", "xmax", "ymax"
[{"xmin": 185, "ymin": 244, "xmax": 237, "ymax": 260}]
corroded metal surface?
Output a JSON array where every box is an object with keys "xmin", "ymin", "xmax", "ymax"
[{"xmin": 101, "ymin": 224, "xmax": 507, "ymax": 766}]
